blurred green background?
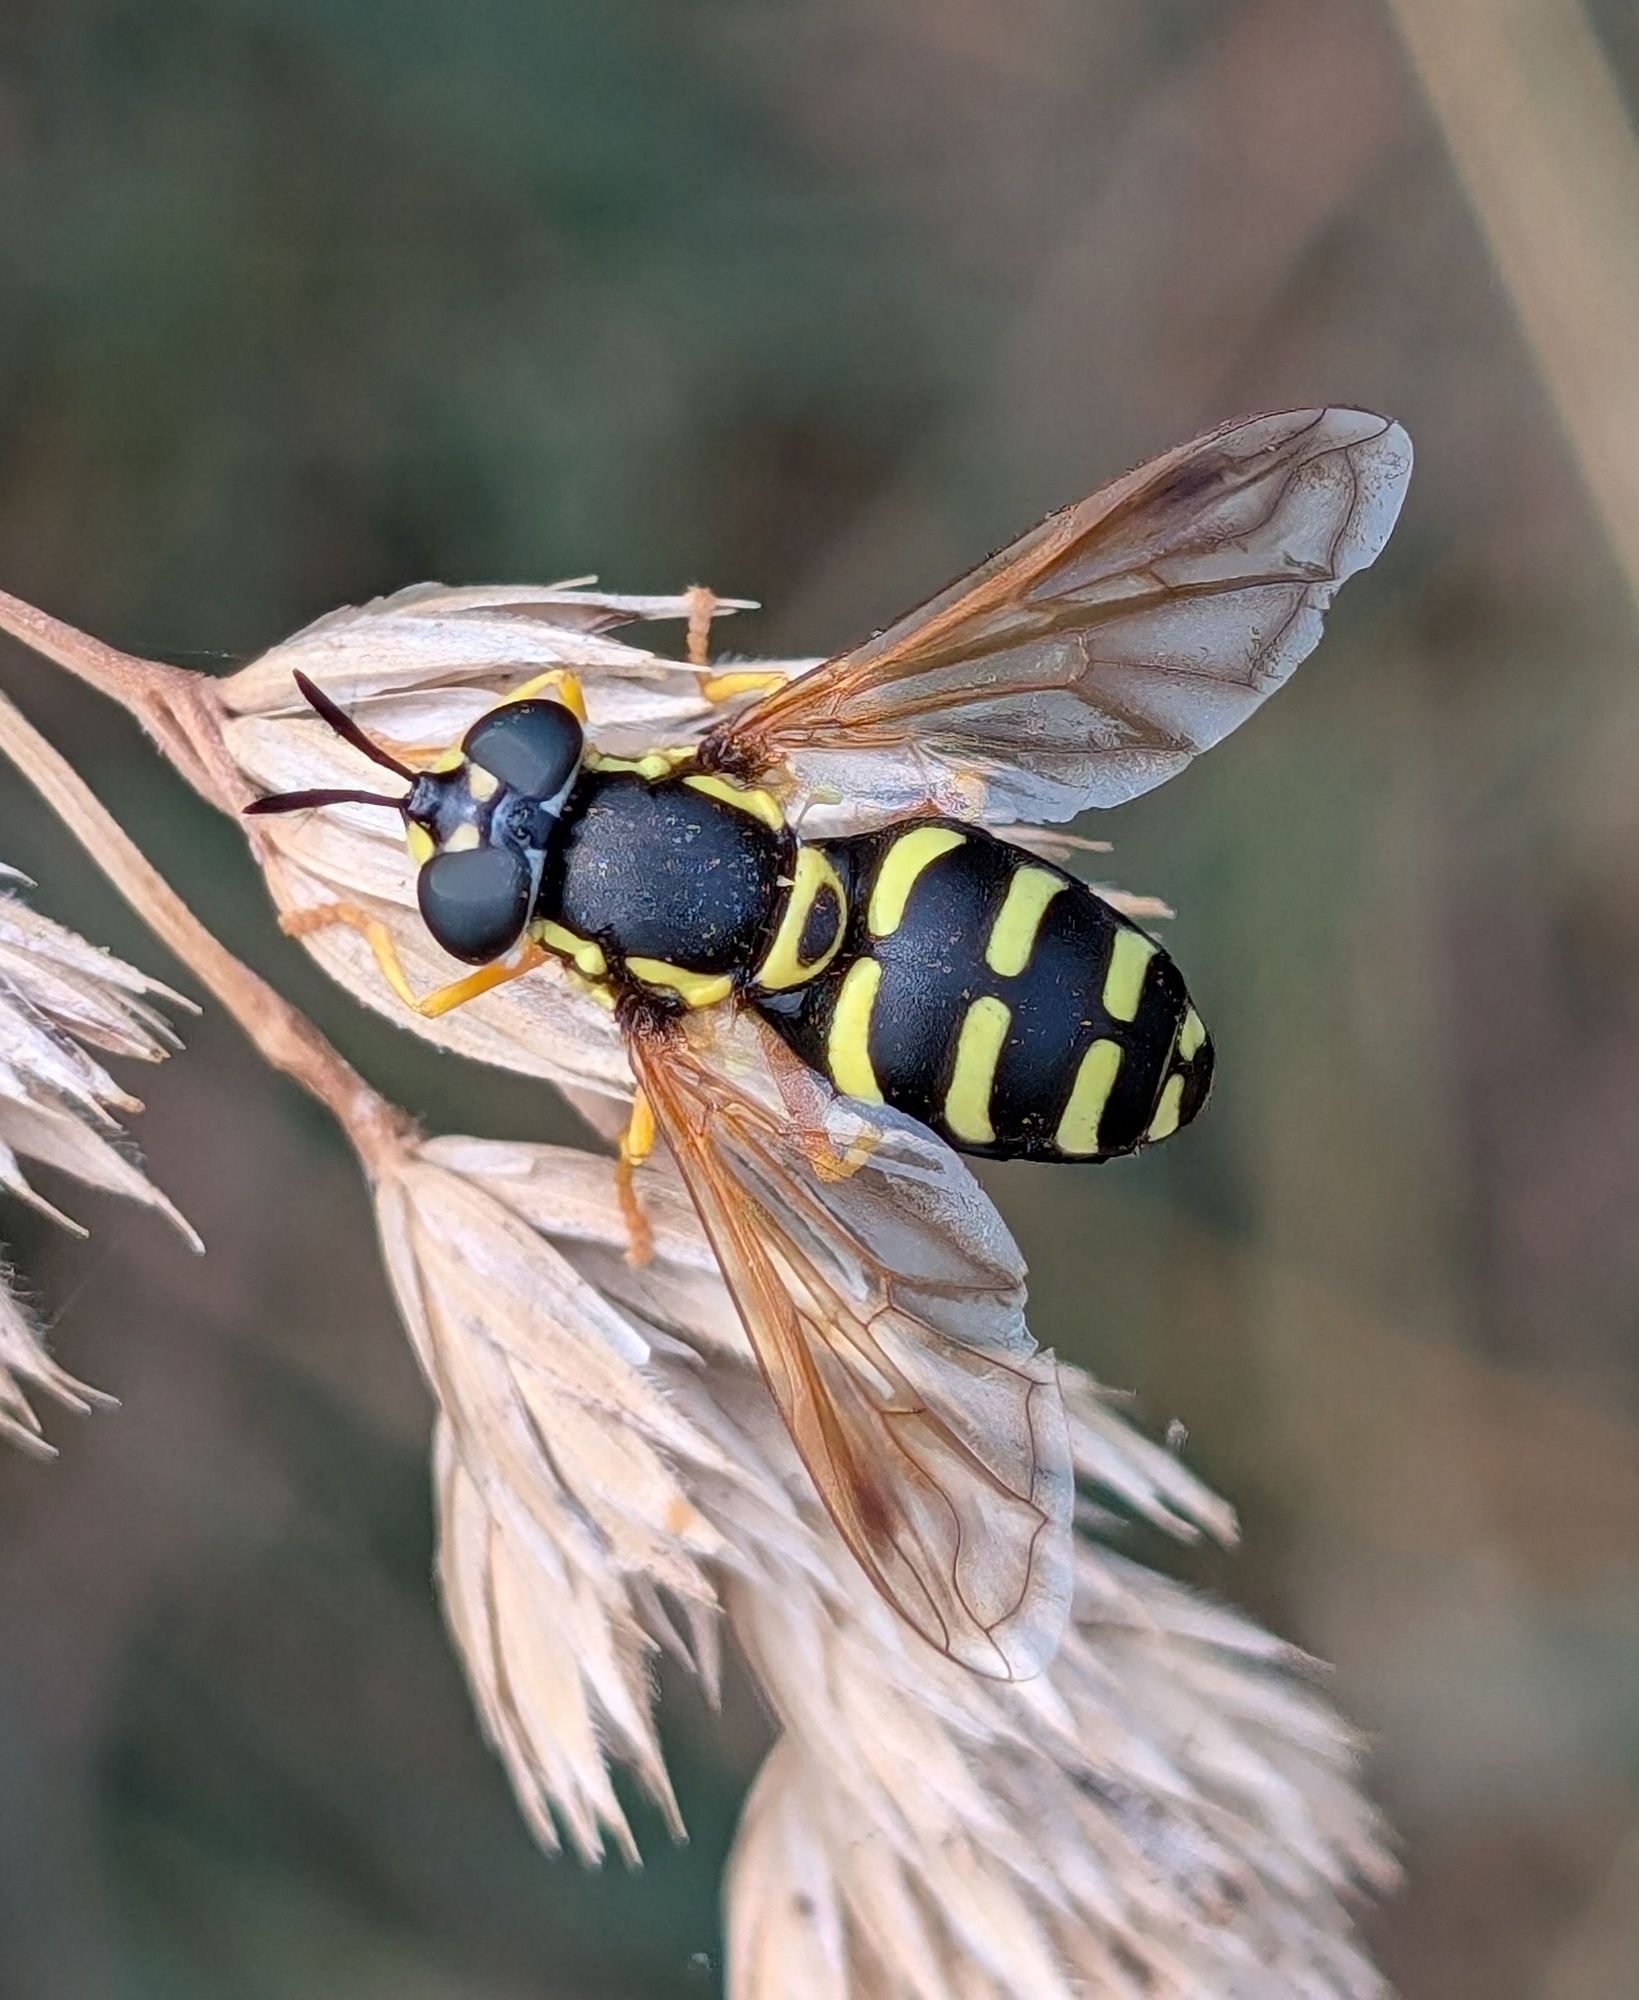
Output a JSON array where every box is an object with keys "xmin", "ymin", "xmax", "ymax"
[{"xmin": 3, "ymin": 3, "xmax": 1638, "ymax": 1995}]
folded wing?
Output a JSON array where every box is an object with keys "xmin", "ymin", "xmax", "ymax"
[
  {"xmin": 715, "ymin": 407, "xmax": 1411, "ymax": 824},
  {"xmin": 627, "ymin": 1007, "xmax": 1073, "ymax": 1678}
]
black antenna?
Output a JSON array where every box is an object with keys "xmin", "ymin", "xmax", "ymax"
[
  {"xmin": 240, "ymin": 672, "xmax": 417, "ymax": 817},
  {"xmin": 291, "ymin": 671, "xmax": 413, "ymax": 779},
  {"xmin": 243, "ymin": 786, "xmax": 405, "ymax": 817}
]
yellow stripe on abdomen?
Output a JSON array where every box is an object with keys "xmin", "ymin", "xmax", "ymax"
[
  {"xmin": 827, "ymin": 959, "xmax": 884, "ymax": 1103},
  {"xmin": 943, "ymin": 996, "xmax": 1011, "ymax": 1145},
  {"xmin": 867, "ymin": 826, "xmax": 965, "ymax": 938},
  {"xmin": 984, "ymin": 866, "xmax": 1065, "ymax": 977},
  {"xmin": 1102, "ymin": 928, "xmax": 1157, "ymax": 1023},
  {"xmin": 1177, "ymin": 1007, "xmax": 1207, "ymax": 1061},
  {"xmin": 1146, "ymin": 1072, "xmax": 1186, "ymax": 1142},
  {"xmin": 1054, "ymin": 1039, "xmax": 1123, "ymax": 1156}
]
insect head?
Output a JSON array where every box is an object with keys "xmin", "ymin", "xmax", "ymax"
[{"xmin": 244, "ymin": 672, "xmax": 583, "ymax": 962}]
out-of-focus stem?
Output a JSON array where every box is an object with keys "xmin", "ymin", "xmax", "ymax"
[
  {"xmin": 0, "ymin": 587, "xmax": 248, "ymax": 810},
  {"xmin": 1389, "ymin": 0, "xmax": 1639, "ymax": 616},
  {"xmin": 0, "ymin": 688, "xmax": 410, "ymax": 1180}
]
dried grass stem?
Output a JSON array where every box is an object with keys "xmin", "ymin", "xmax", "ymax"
[
  {"xmin": 0, "ymin": 587, "xmax": 247, "ymax": 810},
  {"xmin": 0, "ymin": 688, "xmax": 408, "ymax": 1177}
]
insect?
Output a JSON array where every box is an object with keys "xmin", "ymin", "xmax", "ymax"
[{"xmin": 247, "ymin": 408, "xmax": 1412, "ymax": 1679}]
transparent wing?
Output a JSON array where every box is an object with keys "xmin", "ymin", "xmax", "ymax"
[
  {"xmin": 714, "ymin": 407, "xmax": 1411, "ymax": 825},
  {"xmin": 626, "ymin": 1007, "xmax": 1073, "ymax": 1679}
]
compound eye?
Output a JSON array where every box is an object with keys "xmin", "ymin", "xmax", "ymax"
[
  {"xmin": 462, "ymin": 701, "xmax": 583, "ymax": 803},
  {"xmin": 417, "ymin": 846, "xmax": 533, "ymax": 964}
]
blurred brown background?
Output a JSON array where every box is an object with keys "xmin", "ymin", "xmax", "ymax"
[{"xmin": 2, "ymin": 2, "xmax": 1638, "ymax": 1995}]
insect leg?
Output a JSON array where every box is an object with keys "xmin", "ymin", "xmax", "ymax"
[
  {"xmin": 685, "ymin": 583, "xmax": 787, "ymax": 706},
  {"xmin": 499, "ymin": 668, "xmax": 588, "ymax": 722},
  {"xmin": 760, "ymin": 1031, "xmax": 879, "ymax": 1182},
  {"xmin": 614, "ymin": 1087, "xmax": 657, "ymax": 1266},
  {"xmin": 280, "ymin": 903, "xmax": 545, "ymax": 1016}
]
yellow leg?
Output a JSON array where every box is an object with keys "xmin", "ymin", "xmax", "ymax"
[
  {"xmin": 698, "ymin": 667, "xmax": 790, "ymax": 704},
  {"xmin": 683, "ymin": 585, "xmax": 786, "ymax": 704},
  {"xmin": 373, "ymin": 673, "xmax": 589, "ymax": 770},
  {"xmin": 504, "ymin": 668, "xmax": 588, "ymax": 722},
  {"xmin": 281, "ymin": 903, "xmax": 545, "ymax": 1017},
  {"xmin": 615, "ymin": 1089, "xmax": 657, "ymax": 1265}
]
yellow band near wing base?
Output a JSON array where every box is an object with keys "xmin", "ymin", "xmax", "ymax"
[
  {"xmin": 754, "ymin": 846, "xmax": 847, "ymax": 992},
  {"xmin": 624, "ymin": 957, "xmax": 734, "ymax": 1008}
]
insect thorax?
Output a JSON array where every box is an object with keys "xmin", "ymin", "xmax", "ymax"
[{"xmin": 531, "ymin": 760, "xmax": 800, "ymax": 1009}]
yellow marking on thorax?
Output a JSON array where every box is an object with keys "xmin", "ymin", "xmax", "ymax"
[
  {"xmin": 985, "ymin": 866, "xmax": 1066, "ymax": 977},
  {"xmin": 683, "ymin": 771, "xmax": 786, "ymax": 832},
  {"xmin": 467, "ymin": 764, "xmax": 500, "ymax": 803},
  {"xmin": 406, "ymin": 823, "xmax": 436, "ymax": 865},
  {"xmin": 867, "ymin": 825, "xmax": 965, "ymax": 938},
  {"xmin": 827, "ymin": 959, "xmax": 884, "ymax": 1103},
  {"xmin": 535, "ymin": 919, "xmax": 609, "ymax": 981},
  {"xmin": 944, "ymin": 997, "xmax": 1011, "ymax": 1145},
  {"xmin": 444, "ymin": 823, "xmax": 481, "ymax": 854},
  {"xmin": 1145, "ymin": 1073, "xmax": 1186, "ymax": 1142},
  {"xmin": 585, "ymin": 747, "xmax": 694, "ymax": 780},
  {"xmin": 755, "ymin": 846, "xmax": 847, "ymax": 992},
  {"xmin": 624, "ymin": 956, "xmax": 734, "ymax": 1008},
  {"xmin": 1102, "ymin": 929, "xmax": 1157, "ymax": 1023},
  {"xmin": 1177, "ymin": 1007, "xmax": 1207, "ymax": 1061},
  {"xmin": 1055, "ymin": 1040, "xmax": 1122, "ymax": 1156}
]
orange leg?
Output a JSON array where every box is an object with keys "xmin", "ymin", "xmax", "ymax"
[
  {"xmin": 761, "ymin": 1033, "xmax": 878, "ymax": 1181},
  {"xmin": 615, "ymin": 1089, "xmax": 657, "ymax": 1265},
  {"xmin": 281, "ymin": 903, "xmax": 545, "ymax": 1017},
  {"xmin": 685, "ymin": 583, "xmax": 787, "ymax": 706}
]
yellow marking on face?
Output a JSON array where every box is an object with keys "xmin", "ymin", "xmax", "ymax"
[
  {"xmin": 536, "ymin": 919, "xmax": 608, "ymax": 981},
  {"xmin": 1146, "ymin": 1072, "xmax": 1186, "ymax": 1143},
  {"xmin": 943, "ymin": 996, "xmax": 1011, "ymax": 1145},
  {"xmin": 585, "ymin": 747, "xmax": 692, "ymax": 780},
  {"xmin": 754, "ymin": 847, "xmax": 847, "ymax": 991},
  {"xmin": 1177, "ymin": 1007, "xmax": 1207, "ymax": 1061},
  {"xmin": 467, "ymin": 764, "xmax": 500, "ymax": 803},
  {"xmin": 430, "ymin": 746, "xmax": 466, "ymax": 775},
  {"xmin": 827, "ymin": 959, "xmax": 884, "ymax": 1103},
  {"xmin": 405, "ymin": 823, "xmax": 436, "ymax": 866},
  {"xmin": 682, "ymin": 772, "xmax": 786, "ymax": 832},
  {"xmin": 624, "ymin": 957, "xmax": 734, "ymax": 1008},
  {"xmin": 444, "ymin": 823, "xmax": 481, "ymax": 854},
  {"xmin": 984, "ymin": 866, "xmax": 1066, "ymax": 977},
  {"xmin": 1102, "ymin": 928, "xmax": 1157, "ymax": 1023},
  {"xmin": 1055, "ymin": 1039, "xmax": 1123, "ymax": 1156},
  {"xmin": 867, "ymin": 825, "xmax": 965, "ymax": 938}
]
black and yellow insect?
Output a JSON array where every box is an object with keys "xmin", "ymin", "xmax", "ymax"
[{"xmin": 250, "ymin": 407, "xmax": 1411, "ymax": 1679}]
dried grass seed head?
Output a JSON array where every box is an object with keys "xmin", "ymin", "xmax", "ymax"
[
  {"xmin": 0, "ymin": 872, "xmax": 193, "ymax": 1453},
  {"xmin": 373, "ymin": 1128, "xmax": 1392, "ymax": 1992}
]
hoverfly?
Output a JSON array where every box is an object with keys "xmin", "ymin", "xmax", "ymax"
[{"xmin": 248, "ymin": 408, "xmax": 1412, "ymax": 1679}]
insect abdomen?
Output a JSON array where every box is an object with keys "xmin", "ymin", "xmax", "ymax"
[{"xmin": 757, "ymin": 820, "xmax": 1213, "ymax": 1162}]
